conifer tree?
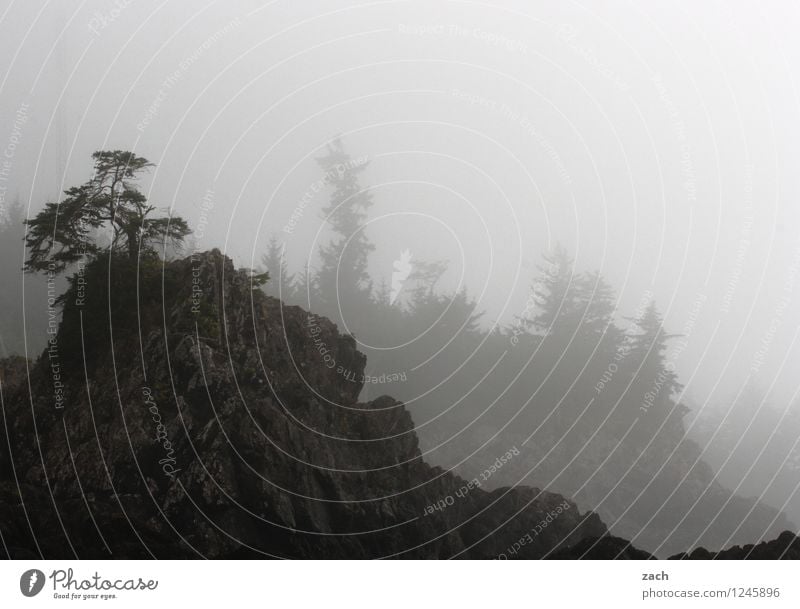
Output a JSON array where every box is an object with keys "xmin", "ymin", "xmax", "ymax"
[
  {"xmin": 260, "ymin": 235, "xmax": 294, "ymax": 300},
  {"xmin": 528, "ymin": 243, "xmax": 578, "ymax": 337},
  {"xmin": 314, "ymin": 139, "xmax": 374, "ymax": 317},
  {"xmin": 24, "ymin": 150, "xmax": 189, "ymax": 273},
  {"xmin": 625, "ymin": 300, "xmax": 684, "ymax": 430}
]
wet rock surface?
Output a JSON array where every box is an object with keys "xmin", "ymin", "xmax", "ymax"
[{"xmin": 0, "ymin": 251, "xmax": 605, "ymax": 559}]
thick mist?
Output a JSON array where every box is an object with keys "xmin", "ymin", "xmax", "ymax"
[{"xmin": 2, "ymin": 0, "xmax": 800, "ymax": 555}]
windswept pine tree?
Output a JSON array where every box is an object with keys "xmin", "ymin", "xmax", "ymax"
[
  {"xmin": 22, "ymin": 150, "xmax": 192, "ymax": 366},
  {"xmin": 24, "ymin": 150, "xmax": 190, "ymax": 273}
]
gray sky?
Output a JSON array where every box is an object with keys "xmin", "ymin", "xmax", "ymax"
[{"xmin": 2, "ymin": 0, "xmax": 800, "ymax": 411}]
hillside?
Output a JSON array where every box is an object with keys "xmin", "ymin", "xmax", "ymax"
[{"xmin": 0, "ymin": 250, "xmax": 605, "ymax": 559}]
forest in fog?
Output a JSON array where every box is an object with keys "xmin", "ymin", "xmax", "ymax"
[
  {"xmin": 250, "ymin": 141, "xmax": 797, "ymax": 555},
  {"xmin": 1, "ymin": 139, "xmax": 798, "ymax": 558},
  {"xmin": 2, "ymin": 1, "xmax": 800, "ymax": 565}
]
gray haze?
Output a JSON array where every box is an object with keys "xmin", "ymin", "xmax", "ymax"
[{"xmin": 2, "ymin": 0, "xmax": 800, "ymax": 542}]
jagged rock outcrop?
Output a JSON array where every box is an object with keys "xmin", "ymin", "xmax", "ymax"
[
  {"xmin": 549, "ymin": 531, "xmax": 800, "ymax": 560},
  {"xmin": 551, "ymin": 535, "xmax": 655, "ymax": 560},
  {"xmin": 444, "ymin": 387, "xmax": 793, "ymax": 558},
  {"xmin": 0, "ymin": 250, "xmax": 605, "ymax": 559},
  {"xmin": 669, "ymin": 531, "xmax": 800, "ymax": 560}
]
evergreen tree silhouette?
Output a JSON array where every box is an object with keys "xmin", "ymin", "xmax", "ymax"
[
  {"xmin": 528, "ymin": 243, "xmax": 579, "ymax": 339},
  {"xmin": 625, "ymin": 300, "xmax": 684, "ymax": 438},
  {"xmin": 260, "ymin": 235, "xmax": 294, "ymax": 300},
  {"xmin": 313, "ymin": 138, "xmax": 374, "ymax": 322}
]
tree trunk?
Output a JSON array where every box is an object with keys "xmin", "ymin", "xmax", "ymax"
[{"xmin": 127, "ymin": 230, "xmax": 138, "ymax": 261}]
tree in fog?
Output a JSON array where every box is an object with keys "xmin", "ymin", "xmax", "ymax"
[
  {"xmin": 313, "ymin": 139, "xmax": 374, "ymax": 317},
  {"xmin": 624, "ymin": 300, "xmax": 685, "ymax": 434},
  {"xmin": 0, "ymin": 201, "xmax": 25, "ymax": 355},
  {"xmin": 402, "ymin": 258, "xmax": 483, "ymax": 342},
  {"xmin": 627, "ymin": 302, "xmax": 681, "ymax": 398},
  {"xmin": 260, "ymin": 235, "xmax": 295, "ymax": 300},
  {"xmin": 528, "ymin": 243, "xmax": 578, "ymax": 337},
  {"xmin": 406, "ymin": 260, "xmax": 449, "ymax": 320},
  {"xmin": 20, "ymin": 151, "xmax": 193, "ymax": 370},
  {"xmin": 24, "ymin": 150, "xmax": 190, "ymax": 273},
  {"xmin": 0, "ymin": 200, "xmax": 51, "ymax": 356},
  {"xmin": 574, "ymin": 271, "xmax": 620, "ymax": 340}
]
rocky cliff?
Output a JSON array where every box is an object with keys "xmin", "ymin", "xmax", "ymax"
[
  {"xmin": 669, "ymin": 531, "xmax": 800, "ymax": 560},
  {"xmin": 0, "ymin": 250, "xmax": 605, "ymax": 559}
]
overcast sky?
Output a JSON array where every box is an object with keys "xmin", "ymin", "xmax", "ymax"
[{"xmin": 2, "ymin": 0, "xmax": 800, "ymax": 410}]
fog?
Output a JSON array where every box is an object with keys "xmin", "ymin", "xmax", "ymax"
[{"xmin": 2, "ymin": 0, "xmax": 800, "ymax": 555}]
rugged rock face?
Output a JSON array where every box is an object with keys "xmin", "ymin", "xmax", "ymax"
[
  {"xmin": 551, "ymin": 535, "xmax": 656, "ymax": 560},
  {"xmin": 0, "ymin": 250, "xmax": 605, "ymax": 559},
  {"xmin": 526, "ymin": 433, "xmax": 793, "ymax": 558},
  {"xmin": 669, "ymin": 531, "xmax": 800, "ymax": 560},
  {"xmin": 551, "ymin": 532, "xmax": 800, "ymax": 560}
]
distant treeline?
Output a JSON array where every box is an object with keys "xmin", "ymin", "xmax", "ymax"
[
  {"xmin": 258, "ymin": 140, "xmax": 791, "ymax": 555},
  {"xmin": 0, "ymin": 201, "xmax": 56, "ymax": 358}
]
